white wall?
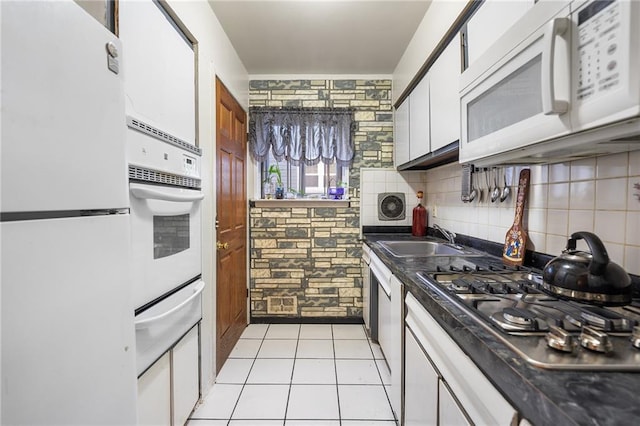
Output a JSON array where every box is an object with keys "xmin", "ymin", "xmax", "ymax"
[
  {"xmin": 392, "ymin": 0, "xmax": 467, "ymax": 104},
  {"xmin": 166, "ymin": 0, "xmax": 249, "ymax": 394}
]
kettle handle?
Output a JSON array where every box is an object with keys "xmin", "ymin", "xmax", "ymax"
[{"xmin": 567, "ymin": 232, "xmax": 609, "ymax": 276}]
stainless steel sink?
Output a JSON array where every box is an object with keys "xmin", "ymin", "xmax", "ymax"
[{"xmin": 378, "ymin": 240, "xmax": 476, "ymax": 257}]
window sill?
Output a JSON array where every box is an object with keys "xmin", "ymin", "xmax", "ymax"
[{"xmin": 251, "ymin": 199, "xmax": 351, "ymax": 208}]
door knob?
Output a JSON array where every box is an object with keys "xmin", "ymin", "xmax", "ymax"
[{"xmin": 216, "ymin": 241, "xmax": 229, "ymax": 250}]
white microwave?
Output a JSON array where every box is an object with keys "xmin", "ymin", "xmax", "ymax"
[{"xmin": 459, "ymin": 0, "xmax": 640, "ymax": 166}]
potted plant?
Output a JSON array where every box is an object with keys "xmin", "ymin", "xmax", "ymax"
[{"xmin": 264, "ymin": 163, "xmax": 284, "ymax": 199}]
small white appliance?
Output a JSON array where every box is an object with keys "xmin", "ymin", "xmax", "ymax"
[
  {"xmin": 1, "ymin": 1, "xmax": 137, "ymax": 424},
  {"xmin": 460, "ymin": 0, "xmax": 640, "ymax": 166}
]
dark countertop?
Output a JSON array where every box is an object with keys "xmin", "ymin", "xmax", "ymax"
[{"xmin": 363, "ymin": 233, "xmax": 640, "ymax": 426}]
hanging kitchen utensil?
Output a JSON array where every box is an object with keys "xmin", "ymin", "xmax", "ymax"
[
  {"xmin": 502, "ymin": 168, "xmax": 530, "ymax": 266},
  {"xmin": 500, "ymin": 168, "xmax": 511, "ymax": 202},
  {"xmin": 468, "ymin": 167, "xmax": 478, "ymax": 202},
  {"xmin": 491, "ymin": 168, "xmax": 500, "ymax": 203},
  {"xmin": 541, "ymin": 232, "xmax": 632, "ymax": 306},
  {"xmin": 461, "ymin": 164, "xmax": 473, "ymax": 203}
]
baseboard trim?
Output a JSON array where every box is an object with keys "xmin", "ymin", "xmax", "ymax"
[{"xmin": 250, "ymin": 316, "xmax": 364, "ymax": 324}]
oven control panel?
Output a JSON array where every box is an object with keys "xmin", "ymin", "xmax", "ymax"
[{"xmin": 183, "ymin": 155, "xmax": 199, "ymax": 178}]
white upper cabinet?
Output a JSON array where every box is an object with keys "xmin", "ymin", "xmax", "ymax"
[
  {"xmin": 409, "ymin": 75, "xmax": 431, "ymax": 160},
  {"xmin": 394, "ymin": 100, "xmax": 410, "ymax": 167},
  {"xmin": 466, "ymin": 0, "xmax": 535, "ymax": 67},
  {"xmin": 430, "ymin": 33, "xmax": 462, "ymax": 152}
]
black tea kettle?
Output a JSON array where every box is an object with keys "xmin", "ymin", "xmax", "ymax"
[{"xmin": 541, "ymin": 231, "xmax": 632, "ymax": 306}]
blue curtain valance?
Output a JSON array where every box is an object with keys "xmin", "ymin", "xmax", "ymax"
[{"xmin": 248, "ymin": 107, "xmax": 355, "ymax": 167}]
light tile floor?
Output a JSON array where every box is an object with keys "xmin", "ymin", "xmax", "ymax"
[{"xmin": 188, "ymin": 324, "xmax": 397, "ymax": 426}]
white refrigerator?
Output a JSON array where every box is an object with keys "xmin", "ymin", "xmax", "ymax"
[{"xmin": 1, "ymin": 1, "xmax": 137, "ymax": 424}]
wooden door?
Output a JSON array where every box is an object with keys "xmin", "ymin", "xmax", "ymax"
[{"xmin": 215, "ymin": 78, "xmax": 247, "ymax": 372}]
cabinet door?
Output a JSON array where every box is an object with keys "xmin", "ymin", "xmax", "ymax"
[
  {"xmin": 389, "ymin": 275, "xmax": 403, "ymax": 421},
  {"xmin": 409, "ymin": 75, "xmax": 430, "ymax": 159},
  {"xmin": 377, "ymin": 282, "xmax": 392, "ymax": 361},
  {"xmin": 430, "ymin": 33, "xmax": 462, "ymax": 152},
  {"xmin": 439, "ymin": 379, "xmax": 472, "ymax": 426},
  {"xmin": 466, "ymin": 0, "xmax": 534, "ymax": 66},
  {"xmin": 404, "ymin": 327, "xmax": 438, "ymax": 426},
  {"xmin": 394, "ymin": 100, "xmax": 410, "ymax": 167},
  {"xmin": 172, "ymin": 326, "xmax": 200, "ymax": 426},
  {"xmin": 137, "ymin": 352, "xmax": 171, "ymax": 426}
]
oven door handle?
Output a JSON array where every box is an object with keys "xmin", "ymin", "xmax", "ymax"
[
  {"xmin": 130, "ymin": 186, "xmax": 204, "ymax": 202},
  {"xmin": 134, "ymin": 280, "xmax": 205, "ymax": 329}
]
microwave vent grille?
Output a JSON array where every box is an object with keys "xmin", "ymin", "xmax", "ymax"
[{"xmin": 129, "ymin": 165, "xmax": 201, "ymax": 189}]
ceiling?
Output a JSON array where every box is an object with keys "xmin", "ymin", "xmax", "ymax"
[{"xmin": 207, "ymin": 0, "xmax": 432, "ymax": 75}]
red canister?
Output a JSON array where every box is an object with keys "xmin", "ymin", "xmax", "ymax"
[{"xmin": 412, "ymin": 191, "xmax": 427, "ymax": 237}]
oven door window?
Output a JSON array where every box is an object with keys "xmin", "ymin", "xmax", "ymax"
[{"xmin": 153, "ymin": 214, "xmax": 190, "ymax": 259}]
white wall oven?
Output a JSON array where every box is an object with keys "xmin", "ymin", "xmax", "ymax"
[
  {"xmin": 127, "ymin": 117, "xmax": 204, "ymax": 374},
  {"xmin": 460, "ymin": 0, "xmax": 640, "ymax": 166}
]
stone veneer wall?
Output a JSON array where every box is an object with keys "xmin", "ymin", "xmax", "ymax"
[{"xmin": 249, "ymin": 79, "xmax": 393, "ymax": 319}]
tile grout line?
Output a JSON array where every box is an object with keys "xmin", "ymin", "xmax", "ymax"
[
  {"xmin": 282, "ymin": 324, "xmax": 301, "ymax": 424},
  {"xmin": 226, "ymin": 324, "xmax": 270, "ymax": 425},
  {"xmin": 331, "ymin": 324, "xmax": 344, "ymax": 426}
]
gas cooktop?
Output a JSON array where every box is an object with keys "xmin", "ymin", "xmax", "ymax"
[{"xmin": 417, "ymin": 258, "xmax": 640, "ymax": 371}]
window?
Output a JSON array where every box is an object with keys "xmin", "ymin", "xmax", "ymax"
[
  {"xmin": 249, "ymin": 107, "xmax": 354, "ymax": 199},
  {"xmin": 261, "ymin": 151, "xmax": 349, "ymax": 199}
]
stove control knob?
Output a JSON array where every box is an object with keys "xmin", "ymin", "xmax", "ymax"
[
  {"xmin": 546, "ymin": 325, "xmax": 576, "ymax": 353},
  {"xmin": 579, "ymin": 326, "xmax": 613, "ymax": 354},
  {"xmin": 631, "ymin": 326, "xmax": 640, "ymax": 349}
]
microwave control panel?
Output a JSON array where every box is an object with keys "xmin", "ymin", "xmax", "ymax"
[{"xmin": 575, "ymin": 0, "xmax": 621, "ymax": 101}]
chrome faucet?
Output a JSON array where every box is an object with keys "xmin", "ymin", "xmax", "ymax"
[{"xmin": 433, "ymin": 224, "xmax": 457, "ymax": 245}]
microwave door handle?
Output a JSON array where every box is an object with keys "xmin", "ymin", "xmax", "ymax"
[
  {"xmin": 130, "ymin": 186, "xmax": 205, "ymax": 202},
  {"xmin": 542, "ymin": 17, "xmax": 570, "ymax": 115},
  {"xmin": 134, "ymin": 280, "xmax": 205, "ymax": 329}
]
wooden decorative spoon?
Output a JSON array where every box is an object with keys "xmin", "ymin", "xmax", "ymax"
[{"xmin": 502, "ymin": 169, "xmax": 530, "ymax": 266}]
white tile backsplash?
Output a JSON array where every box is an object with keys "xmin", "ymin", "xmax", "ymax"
[
  {"xmin": 595, "ymin": 178, "xmax": 628, "ymax": 211},
  {"xmin": 570, "ymin": 158, "xmax": 596, "ymax": 181},
  {"xmin": 360, "ymin": 168, "xmax": 426, "ymax": 228},
  {"xmin": 569, "ymin": 181, "xmax": 595, "ymax": 210},
  {"xmin": 597, "ymin": 152, "xmax": 629, "ymax": 179},
  {"xmin": 548, "ymin": 183, "xmax": 570, "ymax": 209},
  {"xmin": 546, "ymin": 210, "xmax": 569, "ymax": 236},
  {"xmin": 626, "ymin": 212, "xmax": 640, "ymax": 246},
  {"xmin": 361, "ymin": 152, "xmax": 640, "ymax": 275},
  {"xmin": 594, "ymin": 211, "xmax": 626, "ymax": 245},
  {"xmin": 567, "ymin": 210, "xmax": 595, "ymax": 235},
  {"xmin": 629, "ymin": 150, "xmax": 640, "ymax": 176},
  {"xmin": 549, "ymin": 162, "xmax": 571, "ymax": 183}
]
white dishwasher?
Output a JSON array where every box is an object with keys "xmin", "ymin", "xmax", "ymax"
[{"xmin": 370, "ymin": 251, "xmax": 401, "ymax": 422}]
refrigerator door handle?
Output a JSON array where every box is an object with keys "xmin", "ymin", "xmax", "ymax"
[
  {"xmin": 135, "ymin": 280, "xmax": 205, "ymax": 329},
  {"xmin": 130, "ymin": 186, "xmax": 204, "ymax": 202}
]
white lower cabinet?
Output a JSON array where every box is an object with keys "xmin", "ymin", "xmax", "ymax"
[
  {"xmin": 137, "ymin": 352, "xmax": 171, "ymax": 426},
  {"xmin": 404, "ymin": 329, "xmax": 438, "ymax": 426},
  {"xmin": 439, "ymin": 380, "xmax": 472, "ymax": 426},
  {"xmin": 172, "ymin": 326, "xmax": 200, "ymax": 426},
  {"xmin": 404, "ymin": 293, "xmax": 519, "ymax": 425},
  {"xmin": 137, "ymin": 325, "xmax": 200, "ymax": 426},
  {"xmin": 376, "ymin": 273, "xmax": 403, "ymax": 423}
]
